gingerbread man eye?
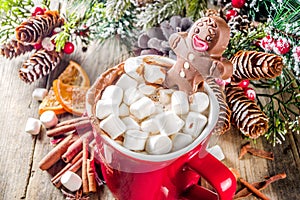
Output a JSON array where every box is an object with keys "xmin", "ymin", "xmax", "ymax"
[
  {"xmin": 194, "ymin": 27, "xmax": 200, "ymax": 34},
  {"xmin": 206, "ymin": 35, "xmax": 212, "ymax": 42}
]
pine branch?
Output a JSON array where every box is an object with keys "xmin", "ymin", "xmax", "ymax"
[
  {"xmin": 186, "ymin": 0, "xmax": 207, "ymax": 20},
  {"xmin": 224, "ymin": 24, "xmax": 266, "ymax": 59},
  {"xmin": 0, "ymin": 0, "xmax": 34, "ymax": 43},
  {"xmin": 137, "ymin": 0, "xmax": 186, "ymax": 29},
  {"xmin": 255, "ymin": 68, "xmax": 300, "ymax": 146}
]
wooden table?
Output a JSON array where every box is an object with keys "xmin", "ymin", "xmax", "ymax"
[{"xmin": 0, "ymin": 42, "xmax": 299, "ymax": 200}]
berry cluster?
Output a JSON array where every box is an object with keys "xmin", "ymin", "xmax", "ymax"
[
  {"xmin": 259, "ymin": 35, "xmax": 291, "ymax": 55},
  {"xmin": 238, "ymin": 80, "xmax": 256, "ymax": 101}
]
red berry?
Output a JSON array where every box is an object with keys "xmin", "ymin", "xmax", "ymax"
[
  {"xmin": 33, "ymin": 43, "xmax": 42, "ymax": 50},
  {"xmin": 32, "ymin": 7, "xmax": 44, "ymax": 16},
  {"xmin": 260, "ymin": 35, "xmax": 274, "ymax": 51},
  {"xmin": 244, "ymin": 88, "xmax": 256, "ymax": 101},
  {"xmin": 273, "ymin": 38, "xmax": 290, "ymax": 55},
  {"xmin": 232, "ymin": 0, "xmax": 246, "ymax": 8},
  {"xmin": 63, "ymin": 42, "xmax": 75, "ymax": 54},
  {"xmin": 238, "ymin": 79, "xmax": 250, "ymax": 88},
  {"xmin": 226, "ymin": 10, "xmax": 238, "ymax": 21},
  {"xmin": 295, "ymin": 46, "xmax": 300, "ymax": 57}
]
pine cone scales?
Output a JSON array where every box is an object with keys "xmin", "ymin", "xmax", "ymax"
[
  {"xmin": 226, "ymin": 85, "xmax": 268, "ymax": 139},
  {"xmin": 0, "ymin": 39, "xmax": 33, "ymax": 59},
  {"xmin": 206, "ymin": 77, "xmax": 231, "ymax": 134},
  {"xmin": 230, "ymin": 50, "xmax": 284, "ymax": 82},
  {"xmin": 16, "ymin": 10, "xmax": 64, "ymax": 44},
  {"xmin": 19, "ymin": 49, "xmax": 61, "ymax": 83}
]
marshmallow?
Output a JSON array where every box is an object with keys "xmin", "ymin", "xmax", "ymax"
[
  {"xmin": 141, "ymin": 118, "xmax": 159, "ymax": 133},
  {"xmin": 96, "ymin": 99, "xmax": 119, "ymax": 119},
  {"xmin": 123, "ymin": 87, "xmax": 144, "ymax": 105},
  {"xmin": 122, "ymin": 117, "xmax": 140, "ymax": 130},
  {"xmin": 189, "ymin": 92, "xmax": 210, "ymax": 113},
  {"xmin": 171, "ymin": 91, "xmax": 189, "ymax": 115},
  {"xmin": 99, "ymin": 115, "xmax": 126, "ymax": 139},
  {"xmin": 145, "ymin": 135, "xmax": 172, "ymax": 155},
  {"xmin": 60, "ymin": 171, "xmax": 82, "ymax": 192},
  {"xmin": 124, "ymin": 57, "xmax": 144, "ymax": 82},
  {"xmin": 155, "ymin": 111, "xmax": 185, "ymax": 136},
  {"xmin": 115, "ymin": 74, "xmax": 138, "ymax": 90},
  {"xmin": 123, "ymin": 130, "xmax": 149, "ymax": 150},
  {"xmin": 25, "ymin": 117, "xmax": 42, "ymax": 135},
  {"xmin": 143, "ymin": 63, "xmax": 166, "ymax": 84},
  {"xmin": 207, "ymin": 145, "xmax": 225, "ymax": 161},
  {"xmin": 101, "ymin": 85, "xmax": 123, "ymax": 106},
  {"xmin": 184, "ymin": 112, "xmax": 207, "ymax": 138},
  {"xmin": 153, "ymin": 103, "xmax": 164, "ymax": 114},
  {"xmin": 159, "ymin": 89, "xmax": 172, "ymax": 105},
  {"xmin": 138, "ymin": 83, "xmax": 156, "ymax": 95},
  {"xmin": 119, "ymin": 103, "xmax": 129, "ymax": 117},
  {"xmin": 171, "ymin": 133, "xmax": 193, "ymax": 151},
  {"xmin": 39, "ymin": 110, "xmax": 58, "ymax": 128},
  {"xmin": 130, "ymin": 97, "xmax": 155, "ymax": 120},
  {"xmin": 32, "ymin": 88, "xmax": 48, "ymax": 101}
]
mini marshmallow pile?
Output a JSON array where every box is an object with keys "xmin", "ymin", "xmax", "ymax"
[{"xmin": 95, "ymin": 57, "xmax": 210, "ymax": 155}]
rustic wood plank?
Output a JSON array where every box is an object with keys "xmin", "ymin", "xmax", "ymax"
[{"xmin": 0, "ymin": 54, "xmax": 48, "ymax": 199}]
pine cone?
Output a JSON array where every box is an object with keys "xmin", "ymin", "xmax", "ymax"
[
  {"xmin": 206, "ymin": 76, "xmax": 231, "ymax": 135},
  {"xmin": 19, "ymin": 49, "xmax": 62, "ymax": 83},
  {"xmin": 0, "ymin": 39, "xmax": 33, "ymax": 59},
  {"xmin": 135, "ymin": 16, "xmax": 193, "ymax": 59},
  {"xmin": 230, "ymin": 50, "xmax": 284, "ymax": 83},
  {"xmin": 16, "ymin": 10, "xmax": 64, "ymax": 44},
  {"xmin": 225, "ymin": 85, "xmax": 268, "ymax": 139},
  {"xmin": 228, "ymin": 15, "xmax": 253, "ymax": 36}
]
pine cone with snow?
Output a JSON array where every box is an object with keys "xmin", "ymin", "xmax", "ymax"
[
  {"xmin": 16, "ymin": 10, "xmax": 64, "ymax": 44},
  {"xmin": 228, "ymin": 15, "xmax": 253, "ymax": 36},
  {"xmin": 0, "ymin": 39, "xmax": 33, "ymax": 59},
  {"xmin": 230, "ymin": 50, "xmax": 284, "ymax": 83},
  {"xmin": 19, "ymin": 49, "xmax": 62, "ymax": 83},
  {"xmin": 225, "ymin": 85, "xmax": 269, "ymax": 139}
]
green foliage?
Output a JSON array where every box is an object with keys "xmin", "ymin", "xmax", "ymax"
[
  {"xmin": 186, "ymin": 0, "xmax": 207, "ymax": 20},
  {"xmin": 0, "ymin": 0, "xmax": 34, "ymax": 43},
  {"xmin": 137, "ymin": 0, "xmax": 186, "ymax": 29},
  {"xmin": 253, "ymin": 68, "xmax": 300, "ymax": 146},
  {"xmin": 52, "ymin": 0, "xmax": 137, "ymax": 51},
  {"xmin": 224, "ymin": 24, "xmax": 267, "ymax": 59}
]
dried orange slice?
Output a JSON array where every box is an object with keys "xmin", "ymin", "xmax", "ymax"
[
  {"xmin": 38, "ymin": 87, "xmax": 66, "ymax": 115},
  {"xmin": 53, "ymin": 79, "xmax": 89, "ymax": 116},
  {"xmin": 58, "ymin": 60, "xmax": 90, "ymax": 87}
]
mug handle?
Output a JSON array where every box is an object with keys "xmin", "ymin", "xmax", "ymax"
[{"xmin": 182, "ymin": 151, "xmax": 236, "ymax": 200}]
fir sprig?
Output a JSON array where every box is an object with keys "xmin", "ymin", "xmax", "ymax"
[
  {"xmin": 224, "ymin": 23, "xmax": 267, "ymax": 58},
  {"xmin": 137, "ymin": 0, "xmax": 186, "ymax": 29},
  {"xmin": 0, "ymin": 0, "xmax": 34, "ymax": 43},
  {"xmin": 254, "ymin": 68, "xmax": 300, "ymax": 146},
  {"xmin": 186, "ymin": 0, "xmax": 207, "ymax": 20}
]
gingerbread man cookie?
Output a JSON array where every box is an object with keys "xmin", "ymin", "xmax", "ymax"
[{"xmin": 164, "ymin": 16, "xmax": 233, "ymax": 94}]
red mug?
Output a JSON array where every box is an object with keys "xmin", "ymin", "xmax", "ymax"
[{"xmin": 86, "ymin": 56, "xmax": 236, "ymax": 200}]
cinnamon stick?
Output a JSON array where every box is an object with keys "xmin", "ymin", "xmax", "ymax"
[
  {"xmin": 239, "ymin": 178, "xmax": 270, "ymax": 200},
  {"xmin": 47, "ymin": 119, "xmax": 91, "ymax": 137},
  {"xmin": 234, "ymin": 173, "xmax": 286, "ymax": 199},
  {"xmin": 61, "ymin": 130, "xmax": 94, "ymax": 163},
  {"xmin": 247, "ymin": 147, "xmax": 274, "ymax": 160},
  {"xmin": 239, "ymin": 142, "xmax": 274, "ymax": 160},
  {"xmin": 82, "ymin": 138, "xmax": 89, "ymax": 194},
  {"xmin": 39, "ymin": 133, "xmax": 79, "ymax": 170},
  {"xmin": 55, "ymin": 116, "xmax": 89, "ymax": 128},
  {"xmin": 230, "ymin": 168, "xmax": 270, "ymax": 200},
  {"xmin": 87, "ymin": 147, "xmax": 97, "ymax": 193},
  {"xmin": 51, "ymin": 151, "xmax": 83, "ymax": 188}
]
